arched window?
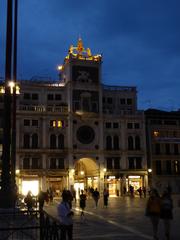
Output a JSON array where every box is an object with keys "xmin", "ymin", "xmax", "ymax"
[
  {"xmin": 50, "ymin": 134, "xmax": 56, "ymax": 149},
  {"xmin": 128, "ymin": 136, "xmax": 134, "ymax": 150},
  {"xmin": 58, "ymin": 134, "xmax": 64, "ymax": 149},
  {"xmin": 106, "ymin": 136, "xmax": 112, "ymax": 150},
  {"xmin": 32, "ymin": 133, "xmax": 38, "ymax": 148},
  {"xmin": 135, "ymin": 136, "xmax": 141, "ymax": 150},
  {"xmin": 113, "ymin": 135, "xmax": 119, "ymax": 150},
  {"xmin": 23, "ymin": 134, "xmax": 30, "ymax": 148}
]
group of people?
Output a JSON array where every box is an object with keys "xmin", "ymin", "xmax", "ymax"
[
  {"xmin": 145, "ymin": 188, "xmax": 173, "ymax": 240},
  {"xmin": 24, "ymin": 187, "xmax": 55, "ymax": 213},
  {"xmin": 57, "ymin": 187, "xmax": 109, "ymax": 240}
]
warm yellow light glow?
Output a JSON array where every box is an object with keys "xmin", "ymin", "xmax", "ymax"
[
  {"xmin": 57, "ymin": 65, "xmax": 63, "ymax": 71},
  {"xmin": 71, "ymin": 169, "xmax": 75, "ymax": 174},
  {"xmin": 0, "ymin": 86, "xmax": 5, "ymax": 94},
  {"xmin": 103, "ymin": 168, "xmax": 107, "ymax": 172},
  {"xmin": 80, "ymin": 171, "xmax": 84, "ymax": 175},
  {"xmin": 16, "ymin": 85, "xmax": 20, "ymax": 94},
  {"xmin": 22, "ymin": 180, "xmax": 39, "ymax": 196},
  {"xmin": 128, "ymin": 176, "xmax": 140, "ymax": 179},
  {"xmin": 53, "ymin": 120, "xmax": 56, "ymax": 127},
  {"xmin": 8, "ymin": 81, "xmax": 15, "ymax": 88},
  {"xmin": 148, "ymin": 169, "xmax": 152, "ymax": 173},
  {"xmin": 16, "ymin": 169, "xmax": 20, "ymax": 174},
  {"xmin": 153, "ymin": 131, "xmax": 159, "ymax": 137},
  {"xmin": 109, "ymin": 176, "xmax": 115, "ymax": 179},
  {"xmin": 57, "ymin": 120, "xmax": 62, "ymax": 128}
]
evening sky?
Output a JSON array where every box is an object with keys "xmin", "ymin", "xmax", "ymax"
[{"xmin": 0, "ymin": 0, "xmax": 180, "ymax": 110}]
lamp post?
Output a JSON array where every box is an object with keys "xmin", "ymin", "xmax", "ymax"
[
  {"xmin": 0, "ymin": 0, "xmax": 13, "ymax": 208},
  {"xmin": 11, "ymin": 0, "xmax": 18, "ymax": 188},
  {"xmin": 0, "ymin": 0, "xmax": 18, "ymax": 208},
  {"xmin": 148, "ymin": 168, "xmax": 152, "ymax": 188}
]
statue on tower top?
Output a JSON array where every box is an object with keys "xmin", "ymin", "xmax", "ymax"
[
  {"xmin": 66, "ymin": 38, "xmax": 102, "ymax": 62},
  {"xmin": 77, "ymin": 37, "xmax": 84, "ymax": 53}
]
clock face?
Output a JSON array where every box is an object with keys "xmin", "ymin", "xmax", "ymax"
[
  {"xmin": 76, "ymin": 125, "xmax": 95, "ymax": 144},
  {"xmin": 72, "ymin": 66, "xmax": 99, "ymax": 83}
]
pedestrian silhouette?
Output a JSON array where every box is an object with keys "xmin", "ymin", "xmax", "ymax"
[
  {"xmin": 160, "ymin": 189, "xmax": 173, "ymax": 240},
  {"xmin": 145, "ymin": 188, "xmax": 161, "ymax": 240}
]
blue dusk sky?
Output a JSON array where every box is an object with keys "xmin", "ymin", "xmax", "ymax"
[{"xmin": 0, "ymin": 0, "xmax": 180, "ymax": 110}]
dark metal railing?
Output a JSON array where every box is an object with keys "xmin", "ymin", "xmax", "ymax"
[{"xmin": 0, "ymin": 209, "xmax": 62, "ymax": 240}]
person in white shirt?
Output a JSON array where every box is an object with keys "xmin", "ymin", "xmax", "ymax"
[{"xmin": 57, "ymin": 190, "xmax": 74, "ymax": 240}]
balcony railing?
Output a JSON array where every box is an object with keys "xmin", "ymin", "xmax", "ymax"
[{"xmin": 18, "ymin": 105, "xmax": 68, "ymax": 113}]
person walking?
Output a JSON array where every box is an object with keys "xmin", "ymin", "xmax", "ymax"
[
  {"xmin": 38, "ymin": 190, "xmax": 45, "ymax": 211},
  {"xmin": 160, "ymin": 189, "xmax": 173, "ymax": 240},
  {"xmin": 79, "ymin": 190, "xmax": 87, "ymax": 220},
  {"xmin": 137, "ymin": 187, "xmax": 142, "ymax": 198},
  {"xmin": 103, "ymin": 188, "xmax": 109, "ymax": 208},
  {"xmin": 92, "ymin": 188, "xmax": 100, "ymax": 208},
  {"xmin": 143, "ymin": 186, "xmax": 147, "ymax": 198},
  {"xmin": 24, "ymin": 191, "xmax": 33, "ymax": 214},
  {"xmin": 145, "ymin": 189, "xmax": 161, "ymax": 240},
  {"xmin": 57, "ymin": 191, "xmax": 74, "ymax": 240}
]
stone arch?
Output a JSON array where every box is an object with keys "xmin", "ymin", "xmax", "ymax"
[{"xmin": 74, "ymin": 157, "xmax": 99, "ymax": 177}]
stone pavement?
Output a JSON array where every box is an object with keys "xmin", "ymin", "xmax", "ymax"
[{"xmin": 44, "ymin": 195, "xmax": 180, "ymax": 240}]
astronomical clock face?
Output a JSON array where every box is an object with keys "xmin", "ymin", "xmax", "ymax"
[
  {"xmin": 72, "ymin": 66, "xmax": 99, "ymax": 83},
  {"xmin": 76, "ymin": 125, "xmax": 95, "ymax": 144}
]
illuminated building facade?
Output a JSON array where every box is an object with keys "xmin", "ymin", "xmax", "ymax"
[
  {"xmin": 0, "ymin": 39, "xmax": 148, "ymax": 196},
  {"xmin": 145, "ymin": 109, "xmax": 180, "ymax": 193}
]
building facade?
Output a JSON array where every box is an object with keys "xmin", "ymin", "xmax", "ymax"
[
  {"xmin": 0, "ymin": 39, "xmax": 148, "ymax": 197},
  {"xmin": 145, "ymin": 109, "xmax": 180, "ymax": 193}
]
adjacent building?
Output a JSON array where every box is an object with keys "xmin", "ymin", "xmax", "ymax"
[{"xmin": 145, "ymin": 109, "xmax": 180, "ymax": 193}]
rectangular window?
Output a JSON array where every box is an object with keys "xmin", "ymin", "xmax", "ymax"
[
  {"xmin": 57, "ymin": 158, "xmax": 64, "ymax": 169},
  {"xmin": 47, "ymin": 94, "xmax": 54, "ymax": 100},
  {"xmin": 23, "ymin": 158, "xmax": 30, "ymax": 169},
  {"xmin": 32, "ymin": 93, "xmax": 38, "ymax": 100},
  {"xmin": 24, "ymin": 119, "xmax": 30, "ymax": 126},
  {"xmin": 24, "ymin": 93, "xmax": 30, "ymax": 100},
  {"xmin": 166, "ymin": 160, "xmax": 171, "ymax": 175},
  {"xmin": 106, "ymin": 122, "xmax": 111, "ymax": 128},
  {"xmin": 50, "ymin": 120, "xmax": 56, "ymax": 127},
  {"xmin": 129, "ymin": 157, "xmax": 135, "ymax": 169},
  {"xmin": 156, "ymin": 160, "xmax": 162, "ymax": 175},
  {"xmin": 107, "ymin": 158, "xmax": 113, "ymax": 169},
  {"xmin": 113, "ymin": 122, "xmax": 119, "ymax": 128},
  {"xmin": 136, "ymin": 157, "xmax": 142, "ymax": 169},
  {"xmin": 120, "ymin": 98, "xmax": 125, "ymax": 104},
  {"xmin": 174, "ymin": 144, "xmax": 179, "ymax": 155},
  {"xmin": 165, "ymin": 144, "xmax": 171, "ymax": 155},
  {"xmin": 57, "ymin": 120, "xmax": 63, "ymax": 128},
  {"xmin": 127, "ymin": 123, "xmax": 133, "ymax": 129},
  {"xmin": 32, "ymin": 158, "xmax": 40, "ymax": 169},
  {"xmin": 55, "ymin": 94, "xmax": 61, "ymax": 100},
  {"xmin": 174, "ymin": 160, "xmax": 180, "ymax": 174},
  {"xmin": 134, "ymin": 123, "xmax": 140, "ymax": 129},
  {"xmin": 127, "ymin": 98, "xmax": 132, "ymax": 105},
  {"xmin": 114, "ymin": 158, "xmax": 120, "ymax": 169},
  {"xmin": 155, "ymin": 143, "xmax": 161, "ymax": 155},
  {"xmin": 107, "ymin": 97, "xmax": 113, "ymax": 104},
  {"xmin": 50, "ymin": 158, "xmax": 56, "ymax": 169},
  {"xmin": 32, "ymin": 119, "xmax": 38, "ymax": 126}
]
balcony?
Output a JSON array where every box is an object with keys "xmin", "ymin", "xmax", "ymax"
[{"xmin": 18, "ymin": 105, "xmax": 68, "ymax": 113}]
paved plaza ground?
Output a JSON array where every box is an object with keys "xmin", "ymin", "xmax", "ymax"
[{"xmin": 44, "ymin": 195, "xmax": 180, "ymax": 240}]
